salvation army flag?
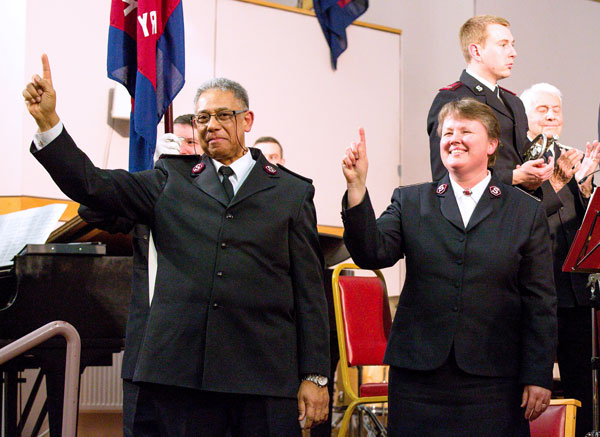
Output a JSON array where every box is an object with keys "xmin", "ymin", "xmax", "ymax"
[
  {"xmin": 313, "ymin": 0, "xmax": 368, "ymax": 69},
  {"xmin": 108, "ymin": 0, "xmax": 185, "ymax": 172}
]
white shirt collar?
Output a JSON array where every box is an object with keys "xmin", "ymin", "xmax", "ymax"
[
  {"xmin": 448, "ymin": 171, "xmax": 492, "ymax": 227},
  {"xmin": 211, "ymin": 149, "xmax": 256, "ymax": 195},
  {"xmin": 449, "ymin": 171, "xmax": 492, "ymax": 204},
  {"xmin": 465, "ymin": 69, "xmax": 497, "ymax": 93}
]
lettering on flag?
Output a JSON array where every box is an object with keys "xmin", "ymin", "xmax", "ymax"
[{"xmin": 108, "ymin": 0, "xmax": 185, "ymax": 172}]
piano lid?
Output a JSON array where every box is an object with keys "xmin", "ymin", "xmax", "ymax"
[
  {"xmin": 317, "ymin": 225, "xmax": 350, "ymax": 268},
  {"xmin": 47, "ymin": 215, "xmax": 133, "ymax": 256}
]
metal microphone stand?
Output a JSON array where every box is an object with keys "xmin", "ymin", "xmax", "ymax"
[{"xmin": 587, "ymin": 273, "xmax": 600, "ymax": 437}]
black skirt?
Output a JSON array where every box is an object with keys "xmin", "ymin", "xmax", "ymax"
[{"xmin": 387, "ymin": 352, "xmax": 530, "ymax": 437}]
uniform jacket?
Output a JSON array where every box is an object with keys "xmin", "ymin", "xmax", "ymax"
[
  {"xmin": 342, "ymin": 175, "xmax": 557, "ymax": 389},
  {"xmin": 32, "ymin": 127, "xmax": 330, "ymax": 399},
  {"xmin": 427, "ymin": 70, "xmax": 529, "ymax": 186}
]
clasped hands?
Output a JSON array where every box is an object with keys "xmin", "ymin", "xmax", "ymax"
[{"xmin": 513, "ymin": 141, "xmax": 600, "ymax": 195}]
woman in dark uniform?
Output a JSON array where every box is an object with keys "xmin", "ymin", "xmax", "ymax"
[{"xmin": 341, "ymin": 98, "xmax": 557, "ymax": 436}]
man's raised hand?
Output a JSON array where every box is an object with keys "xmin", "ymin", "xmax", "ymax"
[{"xmin": 22, "ymin": 54, "xmax": 59, "ymax": 132}]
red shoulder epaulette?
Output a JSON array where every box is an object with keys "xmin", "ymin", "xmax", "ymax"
[
  {"xmin": 498, "ymin": 86, "xmax": 516, "ymax": 95},
  {"xmin": 439, "ymin": 81, "xmax": 463, "ymax": 91}
]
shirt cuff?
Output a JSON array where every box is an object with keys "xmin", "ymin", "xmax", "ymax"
[{"xmin": 33, "ymin": 120, "xmax": 63, "ymax": 150}]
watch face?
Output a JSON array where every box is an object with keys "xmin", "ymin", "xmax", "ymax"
[{"xmin": 316, "ymin": 375, "xmax": 328, "ymax": 386}]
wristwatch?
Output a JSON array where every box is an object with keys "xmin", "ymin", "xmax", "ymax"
[{"xmin": 303, "ymin": 374, "xmax": 328, "ymax": 388}]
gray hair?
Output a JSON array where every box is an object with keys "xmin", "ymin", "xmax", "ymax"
[
  {"xmin": 194, "ymin": 77, "xmax": 249, "ymax": 109},
  {"xmin": 520, "ymin": 83, "xmax": 562, "ymax": 115}
]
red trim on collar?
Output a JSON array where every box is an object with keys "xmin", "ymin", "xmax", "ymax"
[{"xmin": 498, "ymin": 86, "xmax": 516, "ymax": 95}]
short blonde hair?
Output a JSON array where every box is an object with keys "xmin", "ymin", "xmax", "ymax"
[
  {"xmin": 437, "ymin": 98, "xmax": 502, "ymax": 167},
  {"xmin": 459, "ymin": 15, "xmax": 510, "ymax": 63}
]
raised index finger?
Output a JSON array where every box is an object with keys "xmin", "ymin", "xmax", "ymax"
[
  {"xmin": 357, "ymin": 127, "xmax": 367, "ymax": 157},
  {"xmin": 41, "ymin": 53, "xmax": 52, "ymax": 84}
]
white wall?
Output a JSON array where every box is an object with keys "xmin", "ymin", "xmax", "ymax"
[{"xmin": 2, "ymin": 2, "xmax": 27, "ymax": 196}]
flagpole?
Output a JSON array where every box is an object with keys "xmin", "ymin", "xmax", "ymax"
[{"xmin": 165, "ymin": 103, "xmax": 174, "ymax": 134}]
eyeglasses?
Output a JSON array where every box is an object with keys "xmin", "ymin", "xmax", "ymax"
[{"xmin": 193, "ymin": 110, "xmax": 247, "ymax": 125}]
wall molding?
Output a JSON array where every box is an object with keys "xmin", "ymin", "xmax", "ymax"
[{"xmin": 236, "ymin": 0, "xmax": 402, "ymax": 34}]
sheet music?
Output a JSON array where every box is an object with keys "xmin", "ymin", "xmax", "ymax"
[{"xmin": 0, "ymin": 204, "xmax": 68, "ymax": 266}]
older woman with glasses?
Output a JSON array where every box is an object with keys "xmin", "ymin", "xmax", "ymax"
[{"xmin": 341, "ymin": 98, "xmax": 557, "ymax": 436}]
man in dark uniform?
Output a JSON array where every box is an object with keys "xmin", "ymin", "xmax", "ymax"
[
  {"xmin": 427, "ymin": 15, "xmax": 554, "ymax": 191},
  {"xmin": 23, "ymin": 54, "xmax": 330, "ymax": 436},
  {"xmin": 521, "ymin": 82, "xmax": 600, "ymax": 437}
]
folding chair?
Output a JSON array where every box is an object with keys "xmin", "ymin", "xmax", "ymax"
[
  {"xmin": 529, "ymin": 398, "xmax": 581, "ymax": 437},
  {"xmin": 332, "ymin": 263, "xmax": 392, "ymax": 436}
]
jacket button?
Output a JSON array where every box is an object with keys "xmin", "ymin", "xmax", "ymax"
[
  {"xmin": 221, "ymin": 242, "xmax": 227, "ymax": 248},
  {"xmin": 458, "ymin": 236, "xmax": 465, "ymax": 242},
  {"xmin": 213, "ymin": 302, "xmax": 219, "ymax": 309},
  {"xmin": 226, "ymin": 214, "xmax": 234, "ymax": 219},
  {"xmin": 452, "ymin": 306, "xmax": 458, "ymax": 312},
  {"xmin": 456, "ymin": 259, "xmax": 463, "ymax": 265},
  {"xmin": 454, "ymin": 282, "xmax": 460, "ymax": 288},
  {"xmin": 216, "ymin": 271, "xmax": 223, "ymax": 277}
]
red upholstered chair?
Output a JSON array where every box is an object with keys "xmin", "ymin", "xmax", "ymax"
[
  {"xmin": 332, "ymin": 263, "xmax": 392, "ymax": 436},
  {"xmin": 529, "ymin": 398, "xmax": 581, "ymax": 437}
]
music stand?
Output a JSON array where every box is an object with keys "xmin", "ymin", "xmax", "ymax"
[{"xmin": 563, "ymin": 187, "xmax": 600, "ymax": 436}]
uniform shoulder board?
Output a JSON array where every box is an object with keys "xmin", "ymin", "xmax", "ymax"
[
  {"xmin": 498, "ymin": 86, "xmax": 516, "ymax": 96},
  {"xmin": 439, "ymin": 81, "xmax": 463, "ymax": 92},
  {"xmin": 277, "ymin": 164, "xmax": 313, "ymax": 184},
  {"xmin": 513, "ymin": 186, "xmax": 541, "ymax": 201}
]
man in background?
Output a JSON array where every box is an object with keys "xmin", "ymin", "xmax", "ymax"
[
  {"xmin": 521, "ymin": 82, "xmax": 600, "ymax": 437},
  {"xmin": 253, "ymin": 136, "xmax": 285, "ymax": 166},
  {"xmin": 172, "ymin": 113, "xmax": 201, "ymax": 155}
]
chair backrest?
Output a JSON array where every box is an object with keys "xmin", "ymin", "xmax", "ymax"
[
  {"xmin": 335, "ymin": 266, "xmax": 392, "ymax": 367},
  {"xmin": 529, "ymin": 399, "xmax": 580, "ymax": 437},
  {"xmin": 530, "ymin": 404, "xmax": 566, "ymax": 437}
]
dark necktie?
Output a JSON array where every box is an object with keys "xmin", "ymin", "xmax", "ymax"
[{"xmin": 219, "ymin": 166, "xmax": 235, "ymax": 201}]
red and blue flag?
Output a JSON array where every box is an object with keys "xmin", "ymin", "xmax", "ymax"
[
  {"xmin": 108, "ymin": 0, "xmax": 185, "ymax": 172},
  {"xmin": 314, "ymin": 0, "xmax": 368, "ymax": 69}
]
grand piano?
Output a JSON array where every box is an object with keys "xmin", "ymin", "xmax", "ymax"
[
  {"xmin": 0, "ymin": 214, "xmax": 348, "ymax": 435},
  {"xmin": 0, "ymin": 215, "xmax": 133, "ymax": 436}
]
